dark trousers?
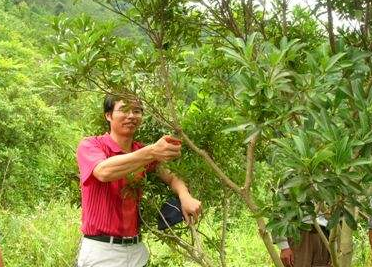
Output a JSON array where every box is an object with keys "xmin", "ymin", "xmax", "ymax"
[{"xmin": 289, "ymin": 229, "xmax": 330, "ymax": 267}]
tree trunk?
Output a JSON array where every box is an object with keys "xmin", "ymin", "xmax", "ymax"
[
  {"xmin": 339, "ymin": 208, "xmax": 355, "ymax": 267},
  {"xmin": 242, "ymin": 192, "xmax": 285, "ymax": 267},
  {"xmin": 182, "ymin": 132, "xmax": 284, "ymax": 267},
  {"xmin": 339, "ymin": 220, "xmax": 353, "ymax": 267},
  {"xmin": 364, "ymin": 0, "xmax": 371, "ymax": 40},
  {"xmin": 282, "ymin": 0, "xmax": 288, "ymax": 37},
  {"xmin": 329, "ymin": 226, "xmax": 341, "ymax": 267},
  {"xmin": 326, "ymin": 0, "xmax": 336, "ymax": 53},
  {"xmin": 241, "ymin": 0, "xmax": 253, "ymax": 35}
]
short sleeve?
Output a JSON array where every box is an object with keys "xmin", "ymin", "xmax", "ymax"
[{"xmin": 76, "ymin": 138, "xmax": 107, "ymax": 185}]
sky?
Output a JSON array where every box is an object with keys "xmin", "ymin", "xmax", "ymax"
[
  {"xmin": 286, "ymin": 0, "xmax": 359, "ymax": 29},
  {"xmin": 192, "ymin": 0, "xmax": 360, "ymax": 30}
]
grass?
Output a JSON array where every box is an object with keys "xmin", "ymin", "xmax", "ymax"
[
  {"xmin": 0, "ymin": 202, "xmax": 370, "ymax": 266},
  {"xmin": 0, "ymin": 201, "xmax": 80, "ymax": 267}
]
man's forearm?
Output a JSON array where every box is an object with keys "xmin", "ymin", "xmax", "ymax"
[
  {"xmin": 157, "ymin": 165, "xmax": 190, "ymax": 198},
  {"xmin": 169, "ymin": 176, "xmax": 190, "ymax": 199},
  {"xmin": 93, "ymin": 145, "xmax": 155, "ymax": 182},
  {"xmin": 157, "ymin": 165, "xmax": 201, "ymax": 224}
]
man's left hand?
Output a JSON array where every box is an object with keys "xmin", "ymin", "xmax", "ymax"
[{"xmin": 179, "ymin": 194, "xmax": 202, "ymax": 225}]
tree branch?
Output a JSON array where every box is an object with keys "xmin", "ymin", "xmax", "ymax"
[
  {"xmin": 281, "ymin": 0, "xmax": 288, "ymax": 37},
  {"xmin": 180, "ymin": 131, "xmax": 241, "ymax": 194},
  {"xmin": 313, "ymin": 219, "xmax": 330, "ymax": 253},
  {"xmin": 326, "ymin": 0, "xmax": 336, "ymax": 54},
  {"xmin": 329, "ymin": 225, "xmax": 341, "ymax": 267},
  {"xmin": 243, "ymin": 131, "xmax": 259, "ymax": 192}
]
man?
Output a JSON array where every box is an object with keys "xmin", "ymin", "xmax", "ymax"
[
  {"xmin": 278, "ymin": 215, "xmax": 330, "ymax": 267},
  {"xmin": 76, "ymin": 94, "xmax": 201, "ymax": 267}
]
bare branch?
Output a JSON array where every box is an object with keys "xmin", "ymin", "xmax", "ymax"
[
  {"xmin": 243, "ymin": 131, "xmax": 259, "ymax": 192},
  {"xmin": 326, "ymin": 0, "xmax": 336, "ymax": 54},
  {"xmin": 281, "ymin": 0, "xmax": 288, "ymax": 37},
  {"xmin": 180, "ymin": 131, "xmax": 242, "ymax": 194},
  {"xmin": 93, "ymin": 0, "xmax": 149, "ymax": 33},
  {"xmin": 313, "ymin": 219, "xmax": 330, "ymax": 253}
]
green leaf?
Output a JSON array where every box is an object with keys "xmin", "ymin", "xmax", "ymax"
[
  {"xmin": 283, "ymin": 176, "xmax": 304, "ymax": 190},
  {"xmin": 244, "ymin": 32, "xmax": 258, "ymax": 61},
  {"xmin": 343, "ymin": 208, "xmax": 357, "ymax": 230},
  {"xmin": 219, "ymin": 47, "xmax": 247, "ymax": 67},
  {"xmin": 265, "ymin": 86, "xmax": 274, "ymax": 99},
  {"xmin": 293, "ymin": 135, "xmax": 306, "ymax": 157},
  {"xmin": 327, "ymin": 206, "xmax": 341, "ymax": 230},
  {"xmin": 339, "ymin": 175, "xmax": 363, "ymax": 193},
  {"xmin": 317, "ymin": 185, "xmax": 334, "ymax": 204},
  {"xmin": 311, "ymin": 148, "xmax": 333, "ymax": 171},
  {"xmin": 359, "ymin": 111, "xmax": 369, "ymax": 135},
  {"xmin": 347, "ymin": 159, "xmax": 372, "ymax": 168},
  {"xmin": 243, "ymin": 128, "xmax": 261, "ymax": 144},
  {"xmin": 222, "ymin": 122, "xmax": 251, "ymax": 133},
  {"xmin": 296, "ymin": 188, "xmax": 307, "ymax": 203},
  {"xmin": 324, "ymin": 52, "xmax": 346, "ymax": 72}
]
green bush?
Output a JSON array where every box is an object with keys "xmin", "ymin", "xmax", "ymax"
[{"xmin": 0, "ymin": 201, "xmax": 80, "ymax": 267}]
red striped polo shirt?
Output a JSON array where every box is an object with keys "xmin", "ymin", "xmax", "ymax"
[{"xmin": 76, "ymin": 133, "xmax": 157, "ymax": 237}]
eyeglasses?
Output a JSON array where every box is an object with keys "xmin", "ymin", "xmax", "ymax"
[{"xmin": 113, "ymin": 105, "xmax": 143, "ymax": 117}]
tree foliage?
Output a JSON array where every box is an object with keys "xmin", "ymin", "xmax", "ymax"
[{"xmin": 1, "ymin": 0, "xmax": 372, "ymax": 266}]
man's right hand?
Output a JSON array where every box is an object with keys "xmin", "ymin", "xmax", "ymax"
[
  {"xmin": 151, "ymin": 135, "xmax": 182, "ymax": 162},
  {"xmin": 280, "ymin": 248, "xmax": 294, "ymax": 267}
]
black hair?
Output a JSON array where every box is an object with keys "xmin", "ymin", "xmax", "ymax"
[
  {"xmin": 103, "ymin": 94, "xmax": 143, "ymax": 130},
  {"xmin": 103, "ymin": 94, "xmax": 120, "ymax": 130},
  {"xmin": 104, "ymin": 94, "xmax": 120, "ymax": 114}
]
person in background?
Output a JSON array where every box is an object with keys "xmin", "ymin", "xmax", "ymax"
[
  {"xmin": 277, "ymin": 215, "xmax": 330, "ymax": 267},
  {"xmin": 76, "ymin": 94, "xmax": 201, "ymax": 267}
]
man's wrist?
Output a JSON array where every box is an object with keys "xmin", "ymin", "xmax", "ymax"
[
  {"xmin": 178, "ymin": 189, "xmax": 191, "ymax": 200},
  {"xmin": 144, "ymin": 144, "xmax": 156, "ymax": 161}
]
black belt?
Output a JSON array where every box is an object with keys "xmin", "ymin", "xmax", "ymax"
[{"xmin": 84, "ymin": 235, "xmax": 141, "ymax": 245}]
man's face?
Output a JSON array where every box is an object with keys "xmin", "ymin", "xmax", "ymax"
[{"xmin": 106, "ymin": 100, "xmax": 143, "ymax": 137}]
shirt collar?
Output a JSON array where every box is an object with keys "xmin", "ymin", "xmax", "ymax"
[
  {"xmin": 102, "ymin": 133, "xmax": 123, "ymax": 153},
  {"xmin": 102, "ymin": 133, "xmax": 142, "ymax": 153}
]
